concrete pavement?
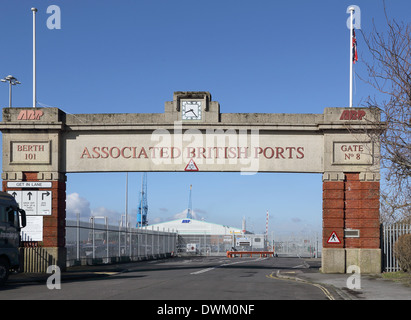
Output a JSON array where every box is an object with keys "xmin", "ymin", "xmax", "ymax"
[
  {"xmin": 297, "ymin": 270, "xmax": 411, "ymax": 300},
  {"xmin": 294, "ymin": 258, "xmax": 411, "ymax": 300}
]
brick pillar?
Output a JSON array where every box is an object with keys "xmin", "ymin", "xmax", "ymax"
[
  {"xmin": 344, "ymin": 173, "xmax": 380, "ymax": 248},
  {"xmin": 323, "ymin": 180, "xmax": 345, "ymax": 249},
  {"xmin": 21, "ymin": 172, "xmax": 66, "ymax": 249},
  {"xmin": 322, "ymin": 172, "xmax": 381, "ymax": 273},
  {"xmin": 4, "ymin": 172, "xmax": 67, "ymax": 272},
  {"xmin": 44, "ymin": 181, "xmax": 66, "ymax": 248}
]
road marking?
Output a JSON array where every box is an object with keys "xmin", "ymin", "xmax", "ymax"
[
  {"xmin": 221, "ymin": 257, "xmax": 267, "ymax": 267},
  {"xmin": 292, "ymin": 261, "xmax": 310, "ymax": 269},
  {"xmin": 93, "ymin": 272, "xmax": 119, "ymax": 275},
  {"xmin": 190, "ymin": 257, "xmax": 267, "ymax": 275},
  {"xmin": 190, "ymin": 267, "xmax": 216, "ymax": 275},
  {"xmin": 266, "ymin": 271, "xmax": 335, "ymax": 300}
]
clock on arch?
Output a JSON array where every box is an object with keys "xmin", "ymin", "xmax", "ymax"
[{"xmin": 181, "ymin": 100, "xmax": 202, "ymax": 120}]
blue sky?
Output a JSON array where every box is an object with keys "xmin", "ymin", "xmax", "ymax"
[{"xmin": 1, "ymin": 1, "xmax": 409, "ymax": 238}]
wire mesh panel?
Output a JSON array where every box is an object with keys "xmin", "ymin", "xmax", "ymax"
[
  {"xmin": 66, "ymin": 220, "xmax": 177, "ymax": 266},
  {"xmin": 176, "ymin": 234, "xmax": 271, "ymax": 256},
  {"xmin": 273, "ymin": 237, "xmax": 321, "ymax": 258}
]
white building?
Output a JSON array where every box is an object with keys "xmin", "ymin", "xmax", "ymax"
[
  {"xmin": 149, "ymin": 218, "xmax": 243, "ymax": 236},
  {"xmin": 147, "ymin": 218, "xmax": 265, "ymax": 255}
]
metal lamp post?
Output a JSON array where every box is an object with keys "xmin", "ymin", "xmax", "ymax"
[{"xmin": 1, "ymin": 75, "xmax": 21, "ymax": 107}]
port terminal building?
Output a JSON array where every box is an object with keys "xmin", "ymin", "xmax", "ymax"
[{"xmin": 148, "ymin": 218, "xmax": 266, "ymax": 255}]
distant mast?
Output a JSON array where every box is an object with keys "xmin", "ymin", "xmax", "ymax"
[
  {"xmin": 186, "ymin": 185, "xmax": 193, "ymax": 219},
  {"xmin": 137, "ymin": 173, "xmax": 148, "ymax": 227},
  {"xmin": 265, "ymin": 210, "xmax": 269, "ymax": 250}
]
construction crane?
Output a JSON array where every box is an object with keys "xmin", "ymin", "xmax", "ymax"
[
  {"xmin": 137, "ymin": 173, "xmax": 148, "ymax": 227},
  {"xmin": 186, "ymin": 184, "xmax": 193, "ymax": 219}
]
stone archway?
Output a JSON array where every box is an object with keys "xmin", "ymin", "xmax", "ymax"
[{"xmin": 0, "ymin": 91, "xmax": 381, "ymax": 273}]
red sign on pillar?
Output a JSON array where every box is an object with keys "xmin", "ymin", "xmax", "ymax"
[{"xmin": 327, "ymin": 231, "xmax": 341, "ymax": 244}]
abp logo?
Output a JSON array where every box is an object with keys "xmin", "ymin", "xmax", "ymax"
[
  {"xmin": 340, "ymin": 110, "xmax": 366, "ymax": 120},
  {"xmin": 17, "ymin": 109, "xmax": 44, "ymax": 120}
]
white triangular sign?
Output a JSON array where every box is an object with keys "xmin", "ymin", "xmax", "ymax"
[
  {"xmin": 327, "ymin": 231, "xmax": 341, "ymax": 244},
  {"xmin": 185, "ymin": 159, "xmax": 199, "ymax": 171}
]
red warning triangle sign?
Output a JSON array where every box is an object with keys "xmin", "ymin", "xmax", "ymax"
[
  {"xmin": 185, "ymin": 159, "xmax": 199, "ymax": 171},
  {"xmin": 327, "ymin": 231, "xmax": 341, "ymax": 244}
]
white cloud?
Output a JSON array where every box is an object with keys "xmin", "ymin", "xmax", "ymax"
[
  {"xmin": 91, "ymin": 206, "xmax": 131, "ymax": 226},
  {"xmin": 66, "ymin": 192, "xmax": 132, "ymax": 226},
  {"xmin": 172, "ymin": 209, "xmax": 201, "ymax": 220},
  {"xmin": 66, "ymin": 192, "xmax": 91, "ymax": 219}
]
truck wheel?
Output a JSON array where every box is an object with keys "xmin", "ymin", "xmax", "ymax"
[{"xmin": 0, "ymin": 257, "xmax": 10, "ymax": 286}]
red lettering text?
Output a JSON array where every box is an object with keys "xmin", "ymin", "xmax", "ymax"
[{"xmin": 340, "ymin": 110, "xmax": 366, "ymax": 120}]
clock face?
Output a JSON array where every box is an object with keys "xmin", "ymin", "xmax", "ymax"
[{"xmin": 182, "ymin": 101, "xmax": 202, "ymax": 120}]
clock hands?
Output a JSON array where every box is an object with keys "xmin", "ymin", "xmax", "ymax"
[
  {"xmin": 190, "ymin": 109, "xmax": 198, "ymax": 117},
  {"xmin": 182, "ymin": 101, "xmax": 201, "ymax": 120},
  {"xmin": 184, "ymin": 108, "xmax": 197, "ymax": 117}
]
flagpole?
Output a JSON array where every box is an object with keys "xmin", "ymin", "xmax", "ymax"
[
  {"xmin": 348, "ymin": 6, "xmax": 354, "ymax": 108},
  {"xmin": 31, "ymin": 8, "xmax": 37, "ymax": 108}
]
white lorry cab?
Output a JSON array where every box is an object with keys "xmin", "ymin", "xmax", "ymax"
[{"xmin": 0, "ymin": 191, "xmax": 26, "ymax": 285}]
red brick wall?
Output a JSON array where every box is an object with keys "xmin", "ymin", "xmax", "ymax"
[
  {"xmin": 323, "ymin": 173, "xmax": 380, "ymax": 249},
  {"xmin": 344, "ymin": 173, "xmax": 380, "ymax": 249},
  {"xmin": 323, "ymin": 181, "xmax": 345, "ymax": 248},
  {"xmin": 3, "ymin": 172, "xmax": 66, "ymax": 248},
  {"xmin": 43, "ymin": 180, "xmax": 66, "ymax": 247}
]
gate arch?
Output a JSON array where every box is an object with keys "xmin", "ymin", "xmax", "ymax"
[{"xmin": 0, "ymin": 91, "xmax": 381, "ymax": 273}]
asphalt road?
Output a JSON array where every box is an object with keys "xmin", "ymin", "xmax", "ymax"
[{"xmin": 0, "ymin": 256, "xmax": 334, "ymax": 301}]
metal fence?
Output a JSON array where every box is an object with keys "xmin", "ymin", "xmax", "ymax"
[
  {"xmin": 176, "ymin": 233, "xmax": 322, "ymax": 257},
  {"xmin": 177, "ymin": 234, "xmax": 270, "ymax": 256},
  {"xmin": 66, "ymin": 219, "xmax": 177, "ymax": 266},
  {"xmin": 273, "ymin": 238, "xmax": 321, "ymax": 258},
  {"xmin": 382, "ymin": 223, "xmax": 411, "ymax": 272},
  {"xmin": 178, "ymin": 234, "xmax": 233, "ymax": 256}
]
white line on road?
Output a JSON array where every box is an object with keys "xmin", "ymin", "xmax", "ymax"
[
  {"xmin": 190, "ymin": 267, "xmax": 216, "ymax": 275},
  {"xmin": 190, "ymin": 257, "xmax": 267, "ymax": 275},
  {"xmin": 292, "ymin": 261, "xmax": 310, "ymax": 269}
]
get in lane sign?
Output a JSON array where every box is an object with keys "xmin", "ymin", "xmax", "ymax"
[
  {"xmin": 37, "ymin": 191, "xmax": 52, "ymax": 215},
  {"xmin": 8, "ymin": 190, "xmax": 52, "ymax": 216},
  {"xmin": 22, "ymin": 191, "xmax": 36, "ymax": 215}
]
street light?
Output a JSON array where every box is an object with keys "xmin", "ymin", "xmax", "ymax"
[{"xmin": 1, "ymin": 75, "xmax": 21, "ymax": 107}]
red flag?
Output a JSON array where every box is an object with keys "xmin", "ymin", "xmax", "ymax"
[{"xmin": 352, "ymin": 28, "xmax": 358, "ymax": 64}]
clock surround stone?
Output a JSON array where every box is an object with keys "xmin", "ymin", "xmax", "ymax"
[{"xmin": 164, "ymin": 91, "xmax": 220, "ymax": 123}]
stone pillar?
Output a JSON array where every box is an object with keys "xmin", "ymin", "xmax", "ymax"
[{"xmin": 322, "ymin": 172, "xmax": 381, "ymax": 274}]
